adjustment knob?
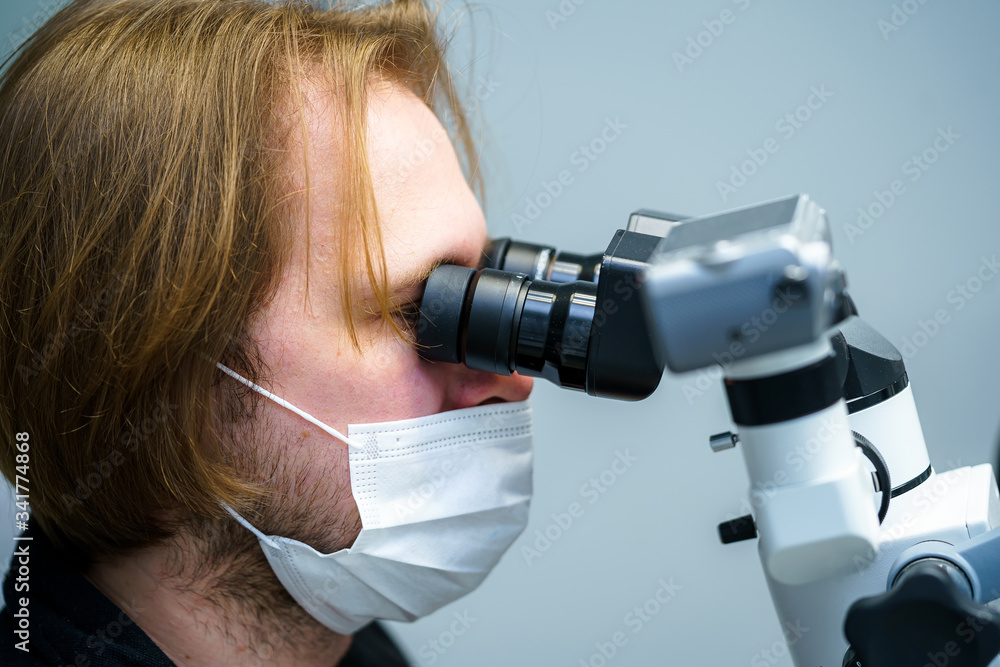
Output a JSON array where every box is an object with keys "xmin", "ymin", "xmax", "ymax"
[
  {"xmin": 718, "ymin": 514, "xmax": 756, "ymax": 545},
  {"xmin": 844, "ymin": 560, "xmax": 1000, "ymax": 666},
  {"xmin": 709, "ymin": 431, "xmax": 739, "ymax": 453}
]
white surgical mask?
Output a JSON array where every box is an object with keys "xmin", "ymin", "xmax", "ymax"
[{"xmin": 216, "ymin": 363, "xmax": 533, "ymax": 634}]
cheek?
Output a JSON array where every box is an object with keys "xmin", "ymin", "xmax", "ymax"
[{"xmin": 353, "ymin": 342, "xmax": 447, "ymax": 418}]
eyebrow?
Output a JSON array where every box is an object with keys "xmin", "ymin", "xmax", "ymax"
[
  {"xmin": 389, "ymin": 235, "xmax": 493, "ymax": 298},
  {"xmin": 388, "ymin": 260, "xmax": 445, "ymax": 301},
  {"xmin": 385, "ymin": 251, "xmax": 472, "ymax": 304}
]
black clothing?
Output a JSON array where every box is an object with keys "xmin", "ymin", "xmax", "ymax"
[{"xmin": 0, "ymin": 521, "xmax": 410, "ymax": 666}]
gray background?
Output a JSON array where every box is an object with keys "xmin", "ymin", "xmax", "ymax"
[{"xmin": 2, "ymin": 1, "xmax": 1000, "ymax": 665}]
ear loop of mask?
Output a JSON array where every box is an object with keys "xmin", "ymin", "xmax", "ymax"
[{"xmin": 215, "ymin": 362, "xmax": 364, "ymax": 451}]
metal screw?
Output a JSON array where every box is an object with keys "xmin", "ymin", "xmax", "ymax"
[{"xmin": 709, "ymin": 431, "xmax": 739, "ymax": 453}]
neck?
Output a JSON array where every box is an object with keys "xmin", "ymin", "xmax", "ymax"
[{"xmin": 85, "ymin": 522, "xmax": 351, "ymax": 667}]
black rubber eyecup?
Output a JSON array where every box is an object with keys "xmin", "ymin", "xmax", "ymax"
[{"xmin": 416, "ymin": 265, "xmax": 476, "ymax": 364}]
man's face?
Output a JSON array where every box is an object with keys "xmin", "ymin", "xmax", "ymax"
[{"xmin": 243, "ymin": 79, "xmax": 533, "ymax": 549}]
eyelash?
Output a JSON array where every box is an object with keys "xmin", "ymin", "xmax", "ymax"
[{"xmin": 392, "ymin": 302, "xmax": 422, "ymax": 336}]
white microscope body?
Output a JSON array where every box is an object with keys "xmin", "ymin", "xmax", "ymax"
[
  {"xmin": 641, "ymin": 194, "xmax": 1000, "ymax": 667},
  {"xmin": 763, "ymin": 378, "xmax": 1000, "ymax": 665},
  {"xmin": 417, "ymin": 193, "xmax": 1000, "ymax": 666}
]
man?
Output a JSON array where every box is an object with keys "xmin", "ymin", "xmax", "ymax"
[{"xmin": 0, "ymin": 1, "xmax": 533, "ymax": 664}]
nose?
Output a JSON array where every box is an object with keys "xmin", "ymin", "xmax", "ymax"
[{"xmin": 439, "ymin": 364, "xmax": 534, "ymax": 411}]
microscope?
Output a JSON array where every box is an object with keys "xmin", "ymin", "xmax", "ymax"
[{"xmin": 415, "ymin": 194, "xmax": 1000, "ymax": 667}]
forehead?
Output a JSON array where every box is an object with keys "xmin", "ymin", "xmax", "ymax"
[
  {"xmin": 288, "ymin": 77, "xmax": 487, "ymax": 304},
  {"xmin": 365, "ymin": 82, "xmax": 486, "ymax": 276}
]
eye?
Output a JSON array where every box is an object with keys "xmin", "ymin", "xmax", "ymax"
[{"xmin": 392, "ymin": 301, "xmax": 423, "ymax": 337}]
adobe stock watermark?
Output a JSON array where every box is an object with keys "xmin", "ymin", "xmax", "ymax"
[
  {"xmin": 61, "ymin": 399, "xmax": 179, "ymax": 514},
  {"xmin": 510, "ymin": 117, "xmax": 628, "ymax": 233},
  {"xmin": 520, "ymin": 449, "xmax": 638, "ymax": 566},
  {"xmin": 578, "ymin": 577, "xmax": 682, "ymax": 667},
  {"xmin": 843, "ymin": 126, "xmax": 959, "ymax": 244},
  {"xmin": 908, "ymin": 593, "xmax": 1000, "ymax": 667},
  {"xmin": 851, "ymin": 460, "xmax": 965, "ymax": 574},
  {"xmin": 720, "ymin": 411, "xmax": 847, "ymax": 536},
  {"xmin": 389, "ymin": 445, "xmax": 472, "ymax": 520},
  {"xmin": 371, "ymin": 406, "xmax": 524, "ymax": 520},
  {"xmin": 716, "ymin": 85, "xmax": 834, "ymax": 202},
  {"xmin": 230, "ymin": 616, "xmax": 299, "ymax": 667},
  {"xmin": 442, "ymin": 74, "xmax": 502, "ymax": 128},
  {"xmin": 681, "ymin": 285, "xmax": 802, "ymax": 404},
  {"xmin": 395, "ymin": 76, "xmax": 502, "ymax": 184},
  {"xmin": 396, "ymin": 125, "xmax": 449, "ymax": 184},
  {"xmin": 7, "ymin": 0, "xmax": 68, "ymax": 53},
  {"xmin": 16, "ymin": 270, "xmax": 128, "ymax": 386},
  {"xmin": 750, "ymin": 619, "xmax": 809, "ymax": 666},
  {"xmin": 545, "ymin": 270, "xmax": 644, "ymax": 376},
  {"xmin": 65, "ymin": 596, "xmax": 148, "ymax": 666},
  {"xmin": 545, "ymin": 0, "xmax": 587, "ymax": 31},
  {"xmin": 417, "ymin": 610, "xmax": 477, "ymax": 665},
  {"xmin": 877, "ymin": 0, "xmax": 934, "ymax": 41},
  {"xmin": 898, "ymin": 254, "xmax": 998, "ymax": 360},
  {"xmin": 672, "ymin": 0, "xmax": 760, "ymax": 73}
]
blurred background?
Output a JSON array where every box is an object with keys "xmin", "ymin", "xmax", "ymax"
[{"xmin": 2, "ymin": 1, "xmax": 999, "ymax": 665}]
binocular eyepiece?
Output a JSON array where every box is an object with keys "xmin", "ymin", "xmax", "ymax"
[{"xmin": 416, "ymin": 233, "xmax": 665, "ymax": 401}]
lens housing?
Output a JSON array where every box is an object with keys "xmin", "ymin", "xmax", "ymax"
[
  {"xmin": 511, "ymin": 278, "xmax": 597, "ymax": 389},
  {"xmin": 418, "ymin": 232, "xmax": 664, "ymax": 400},
  {"xmin": 484, "ymin": 238, "xmax": 602, "ymax": 283},
  {"xmin": 462, "ymin": 268, "xmax": 529, "ymax": 376},
  {"xmin": 418, "ymin": 266, "xmax": 598, "ymax": 391}
]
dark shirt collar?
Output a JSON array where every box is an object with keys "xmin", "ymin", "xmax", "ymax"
[
  {"xmin": 1, "ymin": 519, "xmax": 411, "ymax": 666},
  {"xmin": 1, "ymin": 519, "xmax": 174, "ymax": 666}
]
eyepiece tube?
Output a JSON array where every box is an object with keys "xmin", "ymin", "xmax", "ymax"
[
  {"xmin": 462, "ymin": 269, "xmax": 529, "ymax": 376},
  {"xmin": 420, "ymin": 232, "xmax": 664, "ymax": 401},
  {"xmin": 512, "ymin": 279, "xmax": 596, "ymax": 389},
  {"xmin": 414, "ymin": 265, "xmax": 475, "ymax": 365},
  {"xmin": 417, "ymin": 265, "xmax": 597, "ymax": 391},
  {"xmin": 483, "ymin": 238, "xmax": 602, "ymax": 283}
]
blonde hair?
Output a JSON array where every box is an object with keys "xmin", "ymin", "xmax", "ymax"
[{"xmin": 0, "ymin": 0, "xmax": 477, "ymax": 555}]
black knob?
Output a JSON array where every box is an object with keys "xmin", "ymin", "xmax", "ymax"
[
  {"xmin": 842, "ymin": 647, "xmax": 861, "ymax": 667},
  {"xmin": 718, "ymin": 514, "xmax": 757, "ymax": 545},
  {"xmin": 844, "ymin": 560, "xmax": 1000, "ymax": 667}
]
